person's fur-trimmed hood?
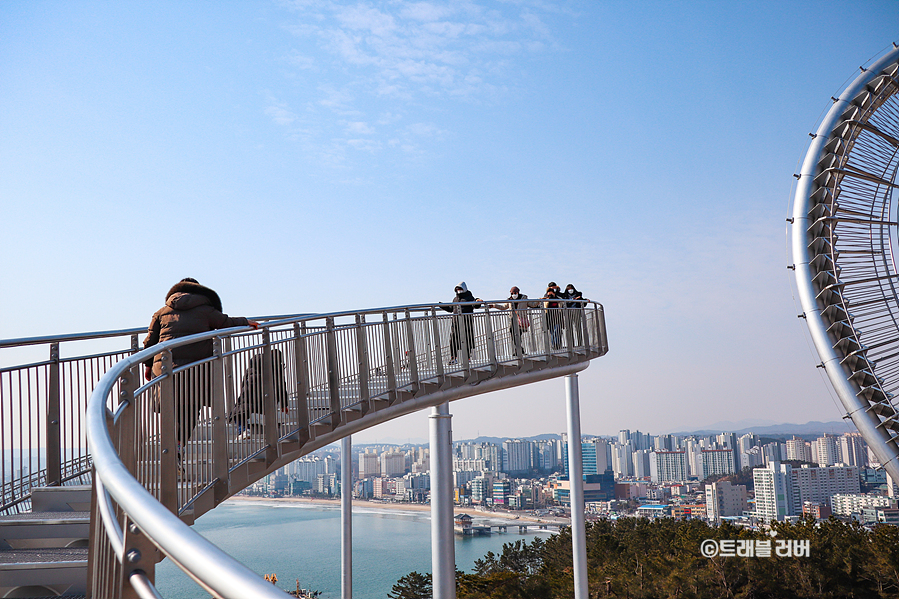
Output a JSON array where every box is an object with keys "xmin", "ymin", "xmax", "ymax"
[{"xmin": 164, "ymin": 280, "xmax": 222, "ymax": 312}]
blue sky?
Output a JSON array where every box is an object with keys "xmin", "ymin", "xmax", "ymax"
[{"xmin": 2, "ymin": 1, "xmax": 898, "ymax": 443}]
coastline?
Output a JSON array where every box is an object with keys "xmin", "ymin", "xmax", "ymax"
[{"xmin": 227, "ymin": 495, "xmax": 567, "ymax": 526}]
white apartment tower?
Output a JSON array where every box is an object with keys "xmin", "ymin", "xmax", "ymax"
[
  {"xmin": 792, "ymin": 464, "xmax": 860, "ymax": 507},
  {"xmin": 650, "ymin": 451, "xmax": 688, "ymax": 483},
  {"xmin": 785, "ymin": 437, "xmax": 813, "ymax": 462},
  {"xmin": 814, "ymin": 434, "xmax": 841, "ymax": 467},
  {"xmin": 754, "ymin": 461, "xmax": 798, "ymax": 522},
  {"xmin": 701, "ymin": 449, "xmax": 736, "ymax": 479},
  {"xmin": 380, "ymin": 451, "xmax": 406, "ymax": 477},
  {"xmin": 839, "ymin": 433, "xmax": 868, "ymax": 468}
]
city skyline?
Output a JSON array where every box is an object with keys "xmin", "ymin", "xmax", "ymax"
[{"xmin": 3, "ymin": 2, "xmax": 899, "ymax": 443}]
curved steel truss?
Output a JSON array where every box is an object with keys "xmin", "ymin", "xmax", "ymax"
[{"xmin": 792, "ymin": 44, "xmax": 899, "ymax": 482}]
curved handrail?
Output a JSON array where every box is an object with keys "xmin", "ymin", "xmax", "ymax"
[
  {"xmin": 791, "ymin": 44, "xmax": 899, "ymax": 482},
  {"xmin": 86, "ymin": 300, "xmax": 608, "ymax": 598}
]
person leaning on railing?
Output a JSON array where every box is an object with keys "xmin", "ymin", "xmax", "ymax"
[
  {"xmin": 488, "ymin": 286, "xmax": 540, "ymax": 356},
  {"xmin": 143, "ymin": 278, "xmax": 259, "ymax": 458},
  {"xmin": 543, "ymin": 283, "xmax": 564, "ymax": 350},
  {"xmin": 562, "ymin": 284, "xmax": 588, "ymax": 346},
  {"xmin": 440, "ymin": 282, "xmax": 482, "ymax": 364}
]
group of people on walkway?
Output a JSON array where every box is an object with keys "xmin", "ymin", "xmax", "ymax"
[
  {"xmin": 140, "ymin": 277, "xmax": 592, "ymax": 469},
  {"xmin": 440, "ymin": 281, "xmax": 590, "ymax": 359}
]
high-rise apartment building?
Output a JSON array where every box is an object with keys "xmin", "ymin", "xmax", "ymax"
[
  {"xmin": 632, "ymin": 449, "xmax": 651, "ymax": 478},
  {"xmin": 582, "ymin": 438, "xmax": 612, "ymax": 475},
  {"xmin": 359, "ymin": 450, "xmax": 380, "ymax": 479},
  {"xmin": 535, "ymin": 440, "xmax": 559, "ymax": 471},
  {"xmin": 754, "ymin": 461, "xmax": 861, "ymax": 521},
  {"xmin": 792, "ymin": 464, "xmax": 860, "ymax": 507},
  {"xmin": 785, "ymin": 437, "xmax": 813, "ymax": 462},
  {"xmin": 814, "ymin": 434, "xmax": 840, "ymax": 466},
  {"xmin": 716, "ymin": 432, "xmax": 740, "ymax": 471},
  {"xmin": 612, "ymin": 442, "xmax": 634, "ymax": 478},
  {"xmin": 650, "ymin": 451, "xmax": 688, "ymax": 483},
  {"xmin": 754, "ymin": 461, "xmax": 798, "ymax": 522},
  {"xmin": 380, "ymin": 451, "xmax": 406, "ymax": 477},
  {"xmin": 292, "ymin": 455, "xmax": 333, "ymax": 483},
  {"xmin": 839, "ymin": 433, "xmax": 868, "ymax": 468},
  {"xmin": 705, "ymin": 480, "xmax": 749, "ymax": 523},
  {"xmin": 762, "ymin": 442, "xmax": 784, "ymax": 463},
  {"xmin": 502, "ymin": 439, "xmax": 533, "ymax": 473},
  {"xmin": 701, "ymin": 449, "xmax": 736, "ymax": 479}
]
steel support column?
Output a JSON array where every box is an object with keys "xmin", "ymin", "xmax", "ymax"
[
  {"xmin": 341, "ymin": 435, "xmax": 352, "ymax": 599},
  {"xmin": 429, "ymin": 403, "xmax": 456, "ymax": 599},
  {"xmin": 565, "ymin": 374, "xmax": 588, "ymax": 599}
]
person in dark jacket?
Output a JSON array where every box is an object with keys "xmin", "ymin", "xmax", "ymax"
[
  {"xmin": 143, "ymin": 278, "xmax": 258, "ymax": 454},
  {"xmin": 543, "ymin": 284, "xmax": 563, "ymax": 350},
  {"xmin": 440, "ymin": 282, "xmax": 481, "ymax": 364},
  {"xmin": 563, "ymin": 284, "xmax": 587, "ymax": 346}
]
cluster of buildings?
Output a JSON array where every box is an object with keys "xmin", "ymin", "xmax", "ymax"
[{"xmin": 239, "ymin": 428, "xmax": 899, "ymax": 528}]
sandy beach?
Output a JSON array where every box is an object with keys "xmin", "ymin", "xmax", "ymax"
[{"xmin": 228, "ymin": 495, "xmax": 568, "ymax": 526}]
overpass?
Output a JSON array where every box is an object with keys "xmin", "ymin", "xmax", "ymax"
[{"xmin": 1, "ymin": 299, "xmax": 608, "ymax": 598}]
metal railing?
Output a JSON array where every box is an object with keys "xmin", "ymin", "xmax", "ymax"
[
  {"xmin": 1, "ymin": 328, "xmax": 144, "ymax": 514},
  {"xmin": 84, "ymin": 301, "xmax": 605, "ymax": 598}
]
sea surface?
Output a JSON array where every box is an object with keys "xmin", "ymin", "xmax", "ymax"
[{"xmin": 155, "ymin": 500, "xmax": 554, "ymax": 598}]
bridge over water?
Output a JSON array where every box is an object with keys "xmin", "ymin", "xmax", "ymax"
[{"xmin": 1, "ymin": 300, "xmax": 607, "ymax": 598}]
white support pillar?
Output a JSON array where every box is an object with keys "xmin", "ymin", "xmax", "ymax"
[
  {"xmin": 341, "ymin": 435, "xmax": 353, "ymax": 599},
  {"xmin": 430, "ymin": 403, "xmax": 456, "ymax": 599},
  {"xmin": 565, "ymin": 374, "xmax": 588, "ymax": 599}
]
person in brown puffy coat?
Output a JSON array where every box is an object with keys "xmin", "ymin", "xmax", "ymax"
[{"xmin": 143, "ymin": 278, "xmax": 258, "ymax": 454}]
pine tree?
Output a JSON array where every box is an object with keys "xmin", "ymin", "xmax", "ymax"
[{"xmin": 388, "ymin": 571, "xmax": 432, "ymax": 599}]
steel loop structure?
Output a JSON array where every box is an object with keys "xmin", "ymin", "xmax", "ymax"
[
  {"xmin": 74, "ymin": 300, "xmax": 607, "ymax": 598},
  {"xmin": 791, "ymin": 43, "xmax": 899, "ymax": 483}
]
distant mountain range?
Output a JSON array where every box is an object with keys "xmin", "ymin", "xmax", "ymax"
[{"xmin": 668, "ymin": 420, "xmax": 855, "ymax": 438}]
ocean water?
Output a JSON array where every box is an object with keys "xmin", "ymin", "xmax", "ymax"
[{"xmin": 155, "ymin": 500, "xmax": 554, "ymax": 598}]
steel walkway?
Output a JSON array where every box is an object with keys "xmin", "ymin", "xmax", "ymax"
[{"xmin": 2, "ymin": 300, "xmax": 608, "ymax": 598}]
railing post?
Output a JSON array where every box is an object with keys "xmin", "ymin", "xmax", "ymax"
[
  {"xmin": 431, "ymin": 308, "xmax": 445, "ymax": 387},
  {"xmin": 117, "ymin": 367, "xmax": 139, "ymax": 478},
  {"xmin": 458, "ymin": 305, "xmax": 471, "ymax": 373},
  {"xmin": 293, "ymin": 323, "xmax": 311, "ymax": 441},
  {"xmin": 47, "ymin": 342, "xmax": 61, "ymax": 486},
  {"xmin": 261, "ymin": 329, "xmax": 279, "ymax": 465},
  {"xmin": 483, "ymin": 305, "xmax": 498, "ymax": 372},
  {"xmin": 423, "ymin": 312, "xmax": 435, "ymax": 373},
  {"xmin": 564, "ymin": 307, "xmax": 575, "ymax": 359},
  {"xmin": 404, "ymin": 309, "xmax": 419, "ymax": 394},
  {"xmin": 596, "ymin": 305, "xmax": 609, "ymax": 355},
  {"xmin": 382, "ymin": 312, "xmax": 398, "ymax": 405},
  {"xmin": 540, "ymin": 308, "xmax": 552, "ymax": 358},
  {"xmin": 580, "ymin": 304, "xmax": 590, "ymax": 352},
  {"xmin": 159, "ymin": 350, "xmax": 178, "ymax": 513},
  {"xmin": 355, "ymin": 315, "xmax": 371, "ymax": 414},
  {"xmin": 223, "ymin": 336, "xmax": 235, "ymax": 415},
  {"xmin": 326, "ymin": 317, "xmax": 342, "ymax": 428},
  {"xmin": 211, "ymin": 337, "xmax": 230, "ymax": 503},
  {"xmin": 120, "ymin": 518, "xmax": 159, "ymax": 599}
]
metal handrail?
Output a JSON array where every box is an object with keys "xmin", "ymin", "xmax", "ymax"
[{"xmin": 70, "ymin": 300, "xmax": 606, "ymax": 597}]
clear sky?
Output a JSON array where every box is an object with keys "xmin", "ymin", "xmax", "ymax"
[{"xmin": 2, "ymin": 2, "xmax": 898, "ymax": 443}]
